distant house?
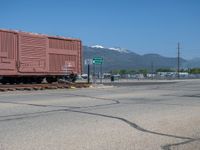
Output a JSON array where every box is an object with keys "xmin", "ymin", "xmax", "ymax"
[
  {"xmin": 179, "ymin": 72, "xmax": 189, "ymax": 78},
  {"xmin": 103, "ymin": 73, "xmax": 111, "ymax": 79}
]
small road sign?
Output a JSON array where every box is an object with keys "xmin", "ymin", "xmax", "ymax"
[
  {"xmin": 84, "ymin": 59, "xmax": 93, "ymax": 65},
  {"xmin": 93, "ymin": 57, "xmax": 103, "ymax": 65}
]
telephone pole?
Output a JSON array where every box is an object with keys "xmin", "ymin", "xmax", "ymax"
[
  {"xmin": 177, "ymin": 42, "xmax": 180, "ymax": 79},
  {"xmin": 151, "ymin": 61, "xmax": 154, "ymax": 80}
]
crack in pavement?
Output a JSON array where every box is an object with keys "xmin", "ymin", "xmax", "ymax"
[
  {"xmin": 161, "ymin": 138, "xmax": 200, "ymax": 150},
  {"xmin": 0, "ymin": 93, "xmax": 120, "ymax": 111},
  {"xmin": 0, "ymin": 107, "xmax": 195, "ymax": 148},
  {"xmin": 182, "ymin": 94, "xmax": 200, "ymax": 98},
  {"xmin": 0, "ymin": 93, "xmax": 199, "ymax": 150},
  {"xmin": 62, "ymin": 108, "xmax": 194, "ymax": 140},
  {"xmin": 0, "ymin": 108, "xmax": 197, "ymax": 150},
  {"xmin": 0, "ymin": 109, "xmax": 66, "ymax": 122},
  {"xmin": 0, "ymin": 109, "xmax": 65, "ymax": 119},
  {"xmin": 62, "ymin": 108, "xmax": 200, "ymax": 150},
  {"xmin": 0, "ymin": 101, "xmax": 80, "ymax": 109},
  {"xmin": 0, "ymin": 93, "xmax": 120, "ymax": 121}
]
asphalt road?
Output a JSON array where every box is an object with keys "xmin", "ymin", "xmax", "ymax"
[{"xmin": 0, "ymin": 80, "xmax": 200, "ymax": 150}]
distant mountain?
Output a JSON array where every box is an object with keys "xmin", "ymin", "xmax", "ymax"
[
  {"xmin": 91, "ymin": 45, "xmax": 131, "ymax": 53},
  {"xmin": 83, "ymin": 45, "xmax": 190, "ymax": 72},
  {"xmin": 183, "ymin": 58, "xmax": 200, "ymax": 68}
]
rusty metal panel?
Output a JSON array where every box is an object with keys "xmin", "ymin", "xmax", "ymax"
[
  {"xmin": 0, "ymin": 30, "xmax": 17, "ymax": 74},
  {"xmin": 76, "ymin": 40, "xmax": 82, "ymax": 74},
  {"xmin": 18, "ymin": 33, "xmax": 48, "ymax": 73},
  {"xmin": 49, "ymin": 54, "xmax": 76, "ymax": 73},
  {"xmin": 48, "ymin": 38, "xmax": 81, "ymax": 74},
  {"xmin": 0, "ymin": 51, "xmax": 8, "ymax": 58}
]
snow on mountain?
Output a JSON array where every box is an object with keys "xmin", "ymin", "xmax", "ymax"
[
  {"xmin": 91, "ymin": 45, "xmax": 104, "ymax": 49},
  {"xmin": 90, "ymin": 45, "xmax": 130, "ymax": 53},
  {"xmin": 108, "ymin": 47, "xmax": 130, "ymax": 53}
]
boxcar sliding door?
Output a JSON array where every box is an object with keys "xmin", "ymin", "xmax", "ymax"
[
  {"xmin": 18, "ymin": 33, "xmax": 48, "ymax": 73},
  {"xmin": 48, "ymin": 38, "xmax": 79, "ymax": 74},
  {"xmin": 0, "ymin": 30, "xmax": 17, "ymax": 74}
]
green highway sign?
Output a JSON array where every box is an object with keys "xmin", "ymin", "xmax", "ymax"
[{"xmin": 93, "ymin": 57, "xmax": 103, "ymax": 65}]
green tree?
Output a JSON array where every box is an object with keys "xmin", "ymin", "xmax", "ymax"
[
  {"xmin": 111, "ymin": 70, "xmax": 120, "ymax": 74},
  {"xmin": 129, "ymin": 69, "xmax": 136, "ymax": 74},
  {"xmin": 138, "ymin": 69, "xmax": 148, "ymax": 77},
  {"xmin": 156, "ymin": 68, "xmax": 175, "ymax": 72},
  {"xmin": 189, "ymin": 68, "xmax": 200, "ymax": 74},
  {"xmin": 119, "ymin": 69, "xmax": 128, "ymax": 75}
]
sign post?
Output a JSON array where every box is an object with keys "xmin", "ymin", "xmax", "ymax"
[
  {"xmin": 100, "ymin": 63, "xmax": 103, "ymax": 84},
  {"xmin": 84, "ymin": 59, "xmax": 93, "ymax": 84},
  {"xmin": 93, "ymin": 64, "xmax": 96, "ymax": 84},
  {"xmin": 87, "ymin": 64, "xmax": 90, "ymax": 83},
  {"xmin": 93, "ymin": 57, "xmax": 103, "ymax": 84}
]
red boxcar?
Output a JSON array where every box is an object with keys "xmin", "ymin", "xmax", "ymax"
[{"xmin": 0, "ymin": 29, "xmax": 82, "ymax": 84}]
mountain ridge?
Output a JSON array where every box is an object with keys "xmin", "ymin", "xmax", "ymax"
[{"xmin": 83, "ymin": 45, "xmax": 199, "ymax": 72}]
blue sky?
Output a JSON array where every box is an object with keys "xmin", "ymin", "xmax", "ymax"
[{"xmin": 0, "ymin": 0, "xmax": 200, "ymax": 59}]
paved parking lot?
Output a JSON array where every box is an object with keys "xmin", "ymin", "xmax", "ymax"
[{"xmin": 0, "ymin": 80, "xmax": 200, "ymax": 150}]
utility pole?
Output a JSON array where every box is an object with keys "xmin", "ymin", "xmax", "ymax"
[
  {"xmin": 151, "ymin": 61, "xmax": 154, "ymax": 80},
  {"xmin": 93, "ymin": 64, "xmax": 96, "ymax": 84},
  {"xmin": 100, "ymin": 63, "xmax": 103, "ymax": 84},
  {"xmin": 177, "ymin": 42, "xmax": 180, "ymax": 79},
  {"xmin": 87, "ymin": 64, "xmax": 90, "ymax": 84}
]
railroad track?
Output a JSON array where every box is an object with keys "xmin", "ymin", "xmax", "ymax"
[{"xmin": 0, "ymin": 82, "xmax": 91, "ymax": 92}]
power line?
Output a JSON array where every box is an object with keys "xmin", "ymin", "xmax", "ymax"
[{"xmin": 177, "ymin": 42, "xmax": 180, "ymax": 79}]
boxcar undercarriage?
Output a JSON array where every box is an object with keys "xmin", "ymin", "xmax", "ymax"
[{"xmin": 0, "ymin": 74, "xmax": 77, "ymax": 84}]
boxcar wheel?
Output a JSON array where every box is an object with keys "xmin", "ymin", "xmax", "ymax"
[
  {"xmin": 36, "ymin": 78, "xmax": 43, "ymax": 84},
  {"xmin": 69, "ymin": 74, "xmax": 77, "ymax": 83},
  {"xmin": 46, "ymin": 77, "xmax": 57, "ymax": 84},
  {"xmin": 1, "ymin": 80, "xmax": 7, "ymax": 85}
]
